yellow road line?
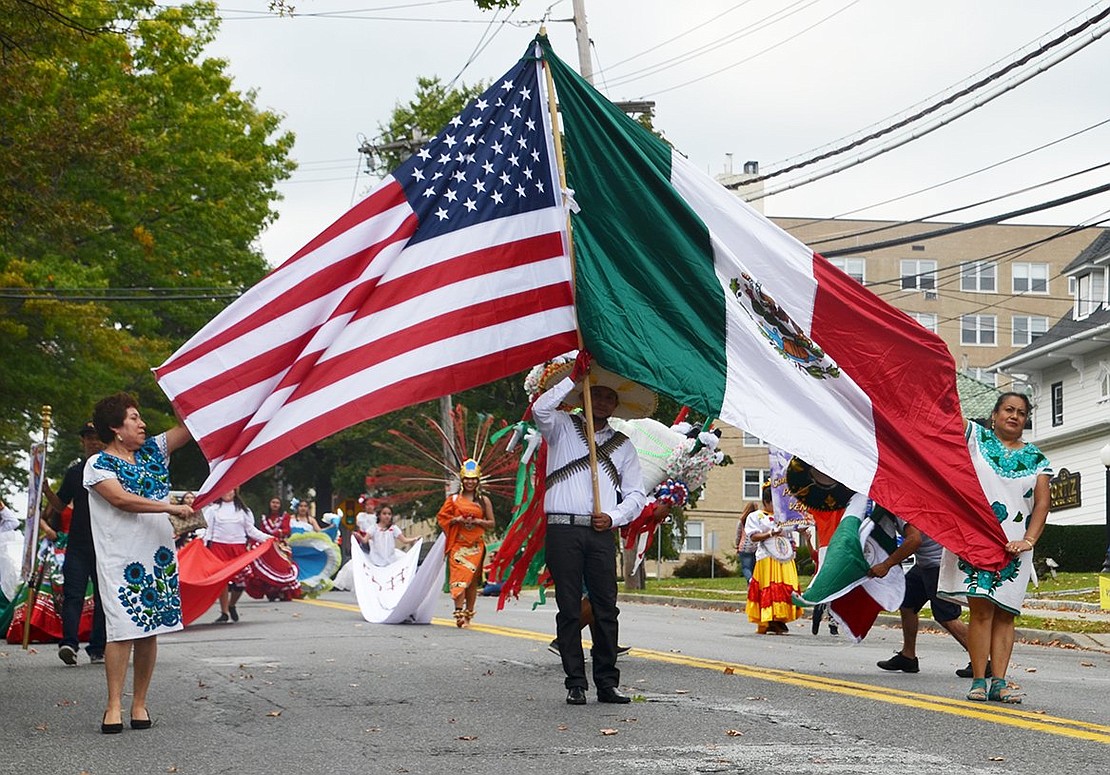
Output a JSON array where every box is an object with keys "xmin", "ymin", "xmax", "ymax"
[{"xmin": 298, "ymin": 599, "xmax": 1110, "ymax": 743}]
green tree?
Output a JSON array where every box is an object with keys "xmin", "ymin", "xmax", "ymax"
[
  {"xmin": 366, "ymin": 76, "xmax": 487, "ymax": 174},
  {"xmin": 0, "ymin": 0, "xmax": 294, "ymax": 490}
]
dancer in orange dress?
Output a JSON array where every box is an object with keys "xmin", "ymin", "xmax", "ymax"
[{"xmin": 436, "ymin": 459, "xmax": 494, "ymax": 627}]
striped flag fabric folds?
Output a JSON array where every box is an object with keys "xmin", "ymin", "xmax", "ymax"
[{"xmin": 155, "ymin": 49, "xmax": 577, "ymax": 507}]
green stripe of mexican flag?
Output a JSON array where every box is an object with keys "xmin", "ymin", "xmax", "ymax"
[{"xmin": 540, "ymin": 36, "xmax": 1008, "ymax": 571}]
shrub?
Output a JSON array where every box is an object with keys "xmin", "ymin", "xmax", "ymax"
[{"xmin": 672, "ymin": 555, "xmax": 734, "ymax": 578}]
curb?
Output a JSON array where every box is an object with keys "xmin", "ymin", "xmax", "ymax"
[{"xmin": 618, "ymin": 593, "xmax": 1110, "ymax": 654}]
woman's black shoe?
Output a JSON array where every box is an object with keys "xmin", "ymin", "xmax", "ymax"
[
  {"xmin": 130, "ymin": 712, "xmax": 153, "ymax": 730},
  {"xmin": 213, "ymin": 612, "xmax": 229, "ymax": 624},
  {"xmin": 229, "ymin": 605, "xmax": 239, "ymax": 622},
  {"xmin": 101, "ymin": 712, "xmax": 123, "ymax": 734}
]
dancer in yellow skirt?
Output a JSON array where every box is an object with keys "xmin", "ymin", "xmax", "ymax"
[{"xmin": 744, "ymin": 484, "xmax": 803, "ymax": 634}]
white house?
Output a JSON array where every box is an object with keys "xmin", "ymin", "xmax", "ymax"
[{"xmin": 993, "ymin": 230, "xmax": 1110, "ymax": 528}]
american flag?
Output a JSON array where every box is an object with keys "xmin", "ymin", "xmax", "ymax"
[{"xmin": 155, "ymin": 50, "xmax": 577, "ymax": 507}]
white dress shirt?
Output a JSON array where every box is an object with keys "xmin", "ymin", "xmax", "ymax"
[{"xmin": 533, "ymin": 376, "xmax": 646, "ymax": 527}]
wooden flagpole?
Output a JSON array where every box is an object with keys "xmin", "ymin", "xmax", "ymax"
[
  {"xmin": 538, "ymin": 32, "xmax": 602, "ymax": 515},
  {"xmin": 21, "ymin": 404, "xmax": 51, "ymax": 649}
]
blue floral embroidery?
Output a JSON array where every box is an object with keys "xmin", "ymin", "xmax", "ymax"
[
  {"xmin": 92, "ymin": 437, "xmax": 171, "ymax": 500},
  {"xmin": 116, "ymin": 547, "xmax": 180, "ymax": 632},
  {"xmin": 990, "ymin": 501, "xmax": 1008, "ymax": 523}
]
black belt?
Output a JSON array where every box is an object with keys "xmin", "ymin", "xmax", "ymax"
[{"xmin": 547, "ymin": 513, "xmax": 593, "ymax": 526}]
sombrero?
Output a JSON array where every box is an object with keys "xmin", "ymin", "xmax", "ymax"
[
  {"xmin": 535, "ymin": 359, "xmax": 657, "ymax": 420},
  {"xmin": 784, "ymin": 456, "xmax": 854, "ymax": 512}
]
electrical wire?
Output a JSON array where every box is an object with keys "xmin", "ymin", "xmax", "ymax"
[
  {"xmin": 821, "ymin": 180, "xmax": 1110, "ymax": 257},
  {"xmin": 741, "ymin": 4, "xmax": 1110, "ymax": 186},
  {"xmin": 780, "ymin": 116, "xmax": 1110, "ymax": 231},
  {"xmin": 803, "ymin": 160, "xmax": 1110, "ymax": 248}
]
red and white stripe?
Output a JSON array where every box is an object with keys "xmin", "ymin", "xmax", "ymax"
[{"xmin": 155, "ymin": 180, "xmax": 576, "ymax": 508}]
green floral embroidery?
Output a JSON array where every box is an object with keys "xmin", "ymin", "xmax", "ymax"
[
  {"xmin": 990, "ymin": 501, "xmax": 1007, "ymax": 522},
  {"xmin": 976, "ymin": 424, "xmax": 1049, "ymax": 479},
  {"xmin": 117, "ymin": 546, "xmax": 181, "ymax": 632},
  {"xmin": 958, "ymin": 555, "xmax": 1021, "ymax": 593}
]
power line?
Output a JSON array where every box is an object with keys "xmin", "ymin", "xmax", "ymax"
[
  {"xmin": 821, "ymin": 180, "xmax": 1110, "ymax": 257},
  {"xmin": 804, "ymin": 159, "xmax": 1110, "ymax": 248},
  {"xmin": 780, "ymin": 116, "xmax": 1110, "ymax": 230},
  {"xmin": 739, "ymin": 4, "xmax": 1110, "ymax": 188}
]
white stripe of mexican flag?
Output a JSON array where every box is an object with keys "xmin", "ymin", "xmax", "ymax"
[{"xmin": 540, "ymin": 35, "xmax": 1008, "ymax": 571}]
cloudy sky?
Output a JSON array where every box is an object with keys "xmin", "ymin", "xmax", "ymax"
[{"xmin": 203, "ymin": 0, "xmax": 1110, "ymax": 266}]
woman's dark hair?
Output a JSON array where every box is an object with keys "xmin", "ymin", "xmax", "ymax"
[
  {"xmin": 231, "ymin": 492, "xmax": 249, "ymax": 513},
  {"xmin": 92, "ymin": 392, "xmax": 139, "ymax": 443},
  {"xmin": 992, "ymin": 392, "xmax": 1032, "ymax": 415},
  {"xmin": 760, "ymin": 483, "xmax": 773, "ymax": 505}
]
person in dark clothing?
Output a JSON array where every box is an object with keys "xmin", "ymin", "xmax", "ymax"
[{"xmin": 52, "ymin": 422, "xmax": 107, "ymax": 665}]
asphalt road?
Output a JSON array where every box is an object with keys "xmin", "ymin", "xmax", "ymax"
[{"xmin": 3, "ymin": 591, "xmax": 1108, "ymax": 775}]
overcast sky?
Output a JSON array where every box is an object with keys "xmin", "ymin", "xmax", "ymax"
[{"xmin": 203, "ymin": 0, "xmax": 1110, "ymax": 267}]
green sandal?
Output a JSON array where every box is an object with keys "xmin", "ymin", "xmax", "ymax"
[
  {"xmin": 966, "ymin": 678, "xmax": 988, "ymax": 702},
  {"xmin": 989, "ymin": 677, "xmax": 1022, "ymax": 704}
]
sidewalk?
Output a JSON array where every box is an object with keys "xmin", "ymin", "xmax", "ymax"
[{"xmin": 618, "ymin": 592, "xmax": 1110, "ymax": 653}]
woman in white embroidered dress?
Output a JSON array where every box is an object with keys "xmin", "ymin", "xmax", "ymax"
[
  {"xmin": 938, "ymin": 393, "xmax": 1051, "ymax": 704},
  {"xmin": 84, "ymin": 393, "xmax": 195, "ymax": 733}
]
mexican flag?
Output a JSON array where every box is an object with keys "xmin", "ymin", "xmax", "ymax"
[
  {"xmin": 794, "ymin": 493, "xmax": 905, "ymax": 642},
  {"xmin": 541, "ymin": 37, "xmax": 1006, "ymax": 571}
]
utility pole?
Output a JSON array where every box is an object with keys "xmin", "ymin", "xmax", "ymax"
[{"xmin": 572, "ymin": 0, "xmax": 593, "ymax": 84}]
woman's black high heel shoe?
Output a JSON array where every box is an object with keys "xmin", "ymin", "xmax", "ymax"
[{"xmin": 101, "ymin": 712, "xmax": 123, "ymax": 734}]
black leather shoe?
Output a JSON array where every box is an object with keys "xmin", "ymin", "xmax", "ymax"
[
  {"xmin": 597, "ymin": 687, "xmax": 631, "ymax": 704},
  {"xmin": 566, "ymin": 687, "xmax": 587, "ymax": 705},
  {"xmin": 101, "ymin": 712, "xmax": 123, "ymax": 735},
  {"xmin": 130, "ymin": 711, "xmax": 153, "ymax": 730},
  {"xmin": 229, "ymin": 605, "xmax": 239, "ymax": 622}
]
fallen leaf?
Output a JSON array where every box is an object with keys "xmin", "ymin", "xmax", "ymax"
[
  {"xmin": 326, "ymin": 658, "xmax": 336, "ymax": 663},
  {"xmin": 349, "ymin": 683, "xmax": 359, "ymax": 687},
  {"xmin": 1025, "ymin": 667, "xmax": 1037, "ymax": 673},
  {"xmin": 55, "ymin": 699, "xmax": 77, "ymax": 707},
  {"xmin": 674, "ymin": 689, "xmax": 688, "ymax": 694},
  {"xmin": 746, "ymin": 696, "xmax": 766, "ymax": 701},
  {"xmin": 600, "ymin": 728, "xmax": 619, "ymax": 736},
  {"xmin": 557, "ymin": 724, "xmax": 569, "ymax": 731},
  {"xmin": 266, "ymin": 710, "xmax": 282, "ymax": 717},
  {"xmin": 34, "ymin": 722, "xmax": 48, "ymax": 732},
  {"xmin": 725, "ymin": 729, "xmax": 744, "ymax": 737},
  {"xmin": 1079, "ymin": 661, "xmax": 1094, "ymax": 667},
  {"xmin": 619, "ymin": 717, "xmax": 637, "ymax": 722},
  {"xmin": 457, "ymin": 735, "xmax": 478, "ymax": 741},
  {"xmin": 723, "ymin": 667, "xmax": 735, "ymax": 675},
  {"xmin": 989, "ymin": 757, "xmax": 1005, "ymax": 762},
  {"xmin": 365, "ymin": 727, "xmax": 382, "ymax": 733},
  {"xmin": 167, "ymin": 767, "xmax": 179, "ymax": 773}
]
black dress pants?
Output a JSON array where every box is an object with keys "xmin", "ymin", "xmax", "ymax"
[
  {"xmin": 545, "ymin": 523, "xmax": 619, "ymax": 691},
  {"xmin": 59, "ymin": 542, "xmax": 106, "ymax": 657}
]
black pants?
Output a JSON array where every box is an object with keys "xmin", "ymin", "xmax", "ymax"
[
  {"xmin": 545, "ymin": 523, "xmax": 619, "ymax": 691},
  {"xmin": 59, "ymin": 542, "xmax": 106, "ymax": 657}
]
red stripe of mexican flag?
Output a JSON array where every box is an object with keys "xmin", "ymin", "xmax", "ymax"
[{"xmin": 540, "ymin": 36, "xmax": 1008, "ymax": 570}]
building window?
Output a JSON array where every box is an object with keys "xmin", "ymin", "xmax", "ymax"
[
  {"xmin": 681, "ymin": 521, "xmax": 704, "ymax": 553},
  {"xmin": 1050, "ymin": 381, "xmax": 1063, "ymax": 426},
  {"xmin": 963, "ymin": 368, "xmax": 997, "ymax": 386},
  {"xmin": 1076, "ymin": 270, "xmax": 1107, "ymax": 319},
  {"xmin": 909, "ymin": 312, "xmax": 938, "ymax": 333},
  {"xmin": 1011, "ymin": 316, "xmax": 1048, "ymax": 347},
  {"xmin": 742, "ymin": 432, "xmax": 767, "ymax": 447},
  {"xmin": 830, "ymin": 257, "xmax": 866, "ymax": 283},
  {"xmin": 1099, "ymin": 368, "xmax": 1110, "ymax": 402},
  {"xmin": 960, "ymin": 261, "xmax": 996, "ymax": 293},
  {"xmin": 743, "ymin": 468, "xmax": 770, "ymax": 500},
  {"xmin": 961, "ymin": 315, "xmax": 996, "ymax": 346},
  {"xmin": 1012, "ymin": 262, "xmax": 1049, "ymax": 294},
  {"xmin": 901, "ymin": 259, "xmax": 937, "ymax": 291}
]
